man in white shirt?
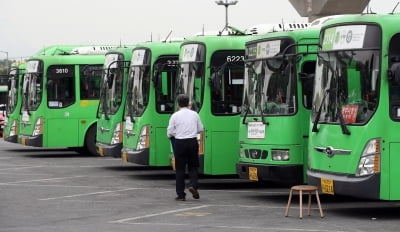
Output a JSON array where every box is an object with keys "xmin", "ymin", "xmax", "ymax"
[{"xmin": 167, "ymin": 94, "xmax": 204, "ymax": 201}]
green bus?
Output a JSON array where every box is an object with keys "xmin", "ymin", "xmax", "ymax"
[
  {"xmin": 121, "ymin": 41, "xmax": 181, "ymax": 166},
  {"xmin": 173, "ymin": 29, "xmax": 248, "ymax": 175},
  {"xmin": 3, "ymin": 45, "xmax": 79, "ymax": 142},
  {"xmin": 0, "ymin": 74, "xmax": 7, "ymax": 137},
  {"xmin": 307, "ymin": 14, "xmax": 400, "ymax": 200},
  {"xmin": 18, "ymin": 46, "xmax": 113, "ymax": 155},
  {"xmin": 96, "ymin": 47, "xmax": 133, "ymax": 157},
  {"xmin": 3, "ymin": 63, "xmax": 25, "ymax": 142},
  {"xmin": 236, "ymin": 26, "xmax": 319, "ymax": 184}
]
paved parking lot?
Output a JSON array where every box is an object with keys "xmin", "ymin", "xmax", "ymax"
[{"xmin": 0, "ymin": 139, "xmax": 399, "ymax": 232}]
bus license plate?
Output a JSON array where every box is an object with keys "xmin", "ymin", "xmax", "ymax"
[
  {"xmin": 171, "ymin": 157, "xmax": 176, "ymax": 171},
  {"xmin": 122, "ymin": 152, "xmax": 128, "ymax": 163},
  {"xmin": 98, "ymin": 147, "xmax": 104, "ymax": 156},
  {"xmin": 248, "ymin": 167, "xmax": 258, "ymax": 181},
  {"xmin": 321, "ymin": 178, "xmax": 334, "ymax": 195}
]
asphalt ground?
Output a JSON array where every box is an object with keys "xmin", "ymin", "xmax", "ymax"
[{"xmin": 0, "ymin": 139, "xmax": 399, "ymax": 232}]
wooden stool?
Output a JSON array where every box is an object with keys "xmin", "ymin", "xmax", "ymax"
[{"xmin": 285, "ymin": 185, "xmax": 324, "ymax": 219}]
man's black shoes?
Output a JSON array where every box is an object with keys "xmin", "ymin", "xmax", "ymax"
[
  {"xmin": 175, "ymin": 196, "xmax": 186, "ymax": 201},
  {"xmin": 188, "ymin": 187, "xmax": 200, "ymax": 199}
]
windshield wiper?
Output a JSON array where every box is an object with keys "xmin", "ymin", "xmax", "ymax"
[
  {"xmin": 312, "ymin": 88, "xmax": 331, "ymax": 133},
  {"xmin": 336, "ymin": 104, "xmax": 351, "ymax": 135},
  {"xmin": 126, "ymin": 78, "xmax": 135, "ymax": 123},
  {"xmin": 100, "ymin": 83, "xmax": 109, "ymax": 120}
]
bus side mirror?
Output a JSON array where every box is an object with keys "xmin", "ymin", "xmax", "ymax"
[{"xmin": 388, "ymin": 63, "xmax": 400, "ymax": 84}]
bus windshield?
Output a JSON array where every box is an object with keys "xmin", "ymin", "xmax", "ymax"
[
  {"xmin": 312, "ymin": 24, "xmax": 381, "ymax": 125},
  {"xmin": 47, "ymin": 65, "xmax": 75, "ymax": 108},
  {"xmin": 210, "ymin": 51, "xmax": 244, "ymax": 115},
  {"xmin": 99, "ymin": 53, "xmax": 124, "ymax": 116},
  {"xmin": 176, "ymin": 43, "xmax": 205, "ymax": 112},
  {"xmin": 22, "ymin": 60, "xmax": 43, "ymax": 112},
  {"xmin": 7, "ymin": 68, "xmax": 19, "ymax": 114},
  {"xmin": 153, "ymin": 56, "xmax": 179, "ymax": 113},
  {"xmin": 243, "ymin": 39, "xmax": 297, "ymax": 117},
  {"xmin": 125, "ymin": 49, "xmax": 150, "ymax": 118}
]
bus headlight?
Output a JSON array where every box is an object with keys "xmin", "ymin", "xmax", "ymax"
[
  {"xmin": 110, "ymin": 122, "xmax": 122, "ymax": 145},
  {"xmin": 272, "ymin": 150, "xmax": 289, "ymax": 161},
  {"xmin": 239, "ymin": 147, "xmax": 245, "ymax": 158},
  {"xmin": 356, "ymin": 139, "xmax": 380, "ymax": 176},
  {"xmin": 136, "ymin": 125, "xmax": 150, "ymax": 150},
  {"xmin": 198, "ymin": 131, "xmax": 204, "ymax": 155},
  {"xmin": 33, "ymin": 117, "xmax": 43, "ymax": 136},
  {"xmin": 9, "ymin": 120, "xmax": 18, "ymax": 137}
]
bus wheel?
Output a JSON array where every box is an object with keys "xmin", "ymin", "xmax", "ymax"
[{"xmin": 84, "ymin": 125, "xmax": 98, "ymax": 156}]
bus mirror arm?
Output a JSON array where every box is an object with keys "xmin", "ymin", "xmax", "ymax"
[{"xmin": 298, "ymin": 72, "xmax": 314, "ymax": 82}]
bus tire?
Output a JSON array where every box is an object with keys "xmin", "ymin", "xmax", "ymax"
[{"xmin": 84, "ymin": 125, "xmax": 98, "ymax": 156}]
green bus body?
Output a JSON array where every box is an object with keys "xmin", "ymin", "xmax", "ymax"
[
  {"xmin": 174, "ymin": 34, "xmax": 248, "ymax": 175},
  {"xmin": 236, "ymin": 28, "xmax": 320, "ymax": 183},
  {"xmin": 3, "ymin": 63, "xmax": 26, "ymax": 143},
  {"xmin": 18, "ymin": 46, "xmax": 112, "ymax": 155},
  {"xmin": 3, "ymin": 46, "xmax": 77, "ymax": 143},
  {"xmin": 121, "ymin": 41, "xmax": 181, "ymax": 166},
  {"xmin": 96, "ymin": 47, "xmax": 134, "ymax": 157},
  {"xmin": 307, "ymin": 14, "xmax": 400, "ymax": 200}
]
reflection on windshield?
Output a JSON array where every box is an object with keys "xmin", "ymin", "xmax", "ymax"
[
  {"xmin": 125, "ymin": 65, "xmax": 150, "ymax": 117},
  {"xmin": 243, "ymin": 56, "xmax": 296, "ymax": 117},
  {"xmin": 99, "ymin": 58, "xmax": 124, "ymax": 116},
  {"xmin": 312, "ymin": 50, "xmax": 380, "ymax": 125},
  {"xmin": 21, "ymin": 72, "xmax": 42, "ymax": 111},
  {"xmin": 7, "ymin": 69, "xmax": 19, "ymax": 114},
  {"xmin": 176, "ymin": 62, "xmax": 201, "ymax": 112}
]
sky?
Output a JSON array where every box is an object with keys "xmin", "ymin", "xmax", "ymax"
[{"xmin": 0, "ymin": 0, "xmax": 396, "ymax": 60}]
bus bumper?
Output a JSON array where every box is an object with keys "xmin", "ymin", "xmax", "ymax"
[
  {"xmin": 96, "ymin": 142, "xmax": 122, "ymax": 158},
  {"xmin": 4, "ymin": 135, "xmax": 18, "ymax": 143},
  {"xmin": 19, "ymin": 134, "xmax": 42, "ymax": 147},
  {"xmin": 121, "ymin": 148, "xmax": 149, "ymax": 165},
  {"xmin": 307, "ymin": 169, "xmax": 380, "ymax": 199},
  {"xmin": 236, "ymin": 162, "xmax": 303, "ymax": 183}
]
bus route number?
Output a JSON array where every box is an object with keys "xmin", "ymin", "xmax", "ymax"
[
  {"xmin": 227, "ymin": 56, "xmax": 244, "ymax": 62},
  {"xmin": 56, "ymin": 68, "xmax": 69, "ymax": 74}
]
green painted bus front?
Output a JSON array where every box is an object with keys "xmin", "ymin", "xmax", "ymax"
[
  {"xmin": 236, "ymin": 28, "xmax": 319, "ymax": 184},
  {"xmin": 121, "ymin": 42, "xmax": 180, "ymax": 166},
  {"xmin": 175, "ymin": 35, "xmax": 248, "ymax": 175},
  {"xmin": 3, "ymin": 63, "xmax": 25, "ymax": 143},
  {"xmin": 307, "ymin": 14, "xmax": 400, "ymax": 200},
  {"xmin": 3, "ymin": 46, "xmax": 88, "ymax": 143},
  {"xmin": 18, "ymin": 49, "xmax": 108, "ymax": 155},
  {"xmin": 96, "ymin": 47, "xmax": 133, "ymax": 157}
]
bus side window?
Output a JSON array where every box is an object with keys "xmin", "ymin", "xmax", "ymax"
[
  {"xmin": 80, "ymin": 65, "xmax": 102, "ymax": 100},
  {"xmin": 299, "ymin": 61, "xmax": 316, "ymax": 109}
]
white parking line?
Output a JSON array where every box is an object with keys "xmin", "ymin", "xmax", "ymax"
[
  {"xmin": 113, "ymin": 222, "xmax": 344, "ymax": 232},
  {"xmin": 0, "ymin": 165, "xmax": 44, "ymax": 171},
  {"xmin": 110, "ymin": 205, "xmax": 210, "ymax": 223},
  {"xmin": 39, "ymin": 187, "xmax": 146, "ymax": 201},
  {"xmin": 0, "ymin": 176, "xmax": 85, "ymax": 185}
]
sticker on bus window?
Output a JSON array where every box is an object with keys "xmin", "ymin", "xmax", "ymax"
[
  {"xmin": 105, "ymin": 54, "xmax": 119, "ymax": 69},
  {"xmin": 247, "ymin": 121, "xmax": 265, "ymax": 139},
  {"xmin": 256, "ymin": 40, "xmax": 281, "ymax": 59},
  {"xmin": 180, "ymin": 44, "xmax": 198, "ymax": 62},
  {"xmin": 342, "ymin": 105, "xmax": 358, "ymax": 123},
  {"xmin": 26, "ymin": 60, "xmax": 40, "ymax": 72},
  {"xmin": 131, "ymin": 49, "xmax": 146, "ymax": 65},
  {"xmin": 322, "ymin": 25, "xmax": 367, "ymax": 51},
  {"xmin": 125, "ymin": 116, "xmax": 133, "ymax": 131},
  {"xmin": 22, "ymin": 111, "xmax": 29, "ymax": 122}
]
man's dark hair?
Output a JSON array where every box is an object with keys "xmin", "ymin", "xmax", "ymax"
[{"xmin": 177, "ymin": 94, "xmax": 189, "ymax": 107}]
